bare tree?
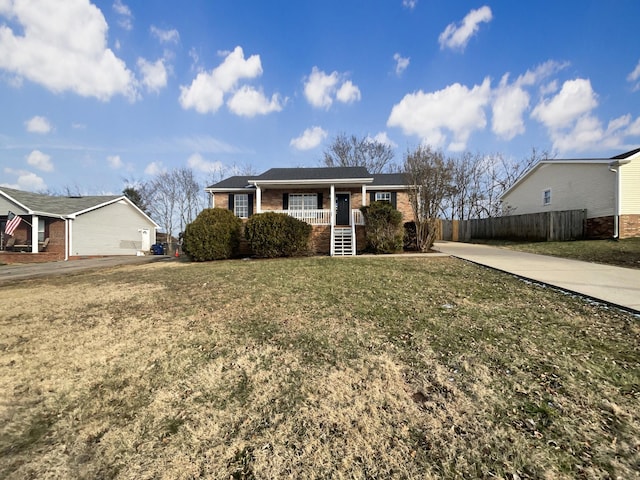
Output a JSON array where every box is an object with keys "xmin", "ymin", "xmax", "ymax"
[
  {"xmin": 142, "ymin": 167, "xmax": 203, "ymax": 238},
  {"xmin": 404, "ymin": 145, "xmax": 454, "ymax": 252},
  {"xmin": 323, "ymin": 133, "xmax": 396, "ymax": 173}
]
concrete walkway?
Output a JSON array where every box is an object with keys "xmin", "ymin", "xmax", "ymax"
[
  {"xmin": 433, "ymin": 241, "xmax": 640, "ymax": 314},
  {"xmin": 0, "ymin": 255, "xmax": 172, "ymax": 285}
]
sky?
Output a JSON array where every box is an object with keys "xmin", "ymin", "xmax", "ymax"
[{"xmin": 1, "ymin": 0, "xmax": 640, "ymax": 194}]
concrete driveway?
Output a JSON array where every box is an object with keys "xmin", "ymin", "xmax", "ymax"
[
  {"xmin": 0, "ymin": 256, "xmax": 172, "ymax": 285},
  {"xmin": 433, "ymin": 241, "xmax": 640, "ymax": 314}
]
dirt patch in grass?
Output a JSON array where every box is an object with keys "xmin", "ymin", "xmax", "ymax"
[
  {"xmin": 476, "ymin": 237, "xmax": 640, "ymax": 269},
  {"xmin": 1, "ymin": 257, "xmax": 639, "ymax": 479}
]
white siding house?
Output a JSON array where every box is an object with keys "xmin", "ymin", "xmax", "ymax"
[
  {"xmin": 500, "ymin": 148, "xmax": 640, "ymax": 239},
  {"xmin": 1, "ymin": 187, "xmax": 159, "ymax": 262}
]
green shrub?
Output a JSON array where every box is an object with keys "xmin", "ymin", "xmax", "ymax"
[
  {"xmin": 245, "ymin": 212, "xmax": 312, "ymax": 258},
  {"xmin": 403, "ymin": 221, "xmax": 418, "ymax": 251},
  {"xmin": 182, "ymin": 208, "xmax": 242, "ymax": 261},
  {"xmin": 360, "ymin": 201, "xmax": 404, "ymax": 254}
]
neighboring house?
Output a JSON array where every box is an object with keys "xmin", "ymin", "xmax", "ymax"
[
  {"xmin": 205, "ymin": 167, "xmax": 413, "ymax": 255},
  {"xmin": 0, "ymin": 186, "xmax": 159, "ymax": 263},
  {"xmin": 500, "ymin": 148, "xmax": 640, "ymax": 239}
]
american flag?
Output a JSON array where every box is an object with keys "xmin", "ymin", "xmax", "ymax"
[{"xmin": 5, "ymin": 211, "xmax": 22, "ymax": 236}]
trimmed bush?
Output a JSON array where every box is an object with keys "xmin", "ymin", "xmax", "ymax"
[
  {"xmin": 360, "ymin": 201, "xmax": 404, "ymax": 254},
  {"xmin": 182, "ymin": 208, "xmax": 242, "ymax": 261},
  {"xmin": 403, "ymin": 221, "xmax": 418, "ymax": 251},
  {"xmin": 245, "ymin": 212, "xmax": 312, "ymax": 258}
]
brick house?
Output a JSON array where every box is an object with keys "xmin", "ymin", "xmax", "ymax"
[
  {"xmin": 500, "ymin": 148, "xmax": 640, "ymax": 239},
  {"xmin": 1, "ymin": 187, "xmax": 159, "ymax": 264},
  {"xmin": 205, "ymin": 167, "xmax": 414, "ymax": 255}
]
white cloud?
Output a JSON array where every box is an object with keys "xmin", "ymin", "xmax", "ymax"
[
  {"xmin": 179, "ymin": 46, "xmax": 269, "ymax": 114},
  {"xmin": 186, "ymin": 152, "xmax": 224, "ymax": 175},
  {"xmin": 369, "ymin": 131, "xmax": 397, "ymax": 148},
  {"xmin": 402, "ymin": 0, "xmax": 417, "ymax": 10},
  {"xmin": 0, "ymin": 0, "xmax": 137, "ymax": 100},
  {"xmin": 144, "ymin": 161, "xmax": 165, "ymax": 175},
  {"xmin": 627, "ymin": 59, "xmax": 640, "ymax": 91},
  {"xmin": 25, "ymin": 115, "xmax": 52, "ymax": 134},
  {"xmin": 336, "ymin": 80, "xmax": 361, "ymax": 104},
  {"xmin": 304, "ymin": 67, "xmax": 339, "ymax": 109},
  {"xmin": 26, "ymin": 149, "xmax": 53, "ymax": 172},
  {"xmin": 303, "ymin": 67, "xmax": 361, "ymax": 109},
  {"xmin": 113, "ymin": 0, "xmax": 133, "ymax": 30},
  {"xmin": 150, "ymin": 25, "xmax": 179, "ymax": 44},
  {"xmin": 387, "ymin": 78, "xmax": 491, "ymax": 151},
  {"xmin": 531, "ymin": 78, "xmax": 640, "ymax": 153},
  {"xmin": 438, "ymin": 5, "xmax": 492, "ymax": 51},
  {"xmin": 137, "ymin": 57, "xmax": 167, "ymax": 93},
  {"xmin": 2, "ymin": 168, "xmax": 47, "ymax": 191},
  {"xmin": 491, "ymin": 74, "xmax": 530, "ymax": 140},
  {"xmin": 531, "ymin": 78, "xmax": 598, "ymax": 130},
  {"xmin": 227, "ymin": 85, "xmax": 283, "ymax": 117},
  {"xmin": 492, "ymin": 61, "xmax": 569, "ymax": 140},
  {"xmin": 290, "ymin": 126, "xmax": 328, "ymax": 150},
  {"xmin": 107, "ymin": 154, "xmax": 123, "ymax": 169},
  {"xmin": 393, "ymin": 53, "xmax": 410, "ymax": 76}
]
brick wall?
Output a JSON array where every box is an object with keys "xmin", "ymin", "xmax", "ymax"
[
  {"xmin": 620, "ymin": 214, "xmax": 640, "ymax": 238},
  {"xmin": 585, "ymin": 216, "xmax": 614, "ymax": 239}
]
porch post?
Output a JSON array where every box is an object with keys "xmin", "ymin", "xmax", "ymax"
[
  {"xmin": 210, "ymin": 192, "xmax": 215, "ymax": 208},
  {"xmin": 256, "ymin": 185, "xmax": 262, "ymax": 213},
  {"xmin": 31, "ymin": 215, "xmax": 38, "ymax": 253},
  {"xmin": 362, "ymin": 185, "xmax": 367, "ymax": 207},
  {"xmin": 330, "ymin": 184, "xmax": 335, "ymax": 256}
]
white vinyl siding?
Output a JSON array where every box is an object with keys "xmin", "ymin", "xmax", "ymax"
[
  {"xmin": 72, "ymin": 200, "xmax": 156, "ymax": 256},
  {"xmin": 620, "ymin": 157, "xmax": 640, "ymax": 215},
  {"xmin": 501, "ymin": 163, "xmax": 614, "ymax": 219}
]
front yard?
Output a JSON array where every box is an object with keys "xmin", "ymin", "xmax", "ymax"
[{"xmin": 1, "ymin": 256, "xmax": 638, "ymax": 479}]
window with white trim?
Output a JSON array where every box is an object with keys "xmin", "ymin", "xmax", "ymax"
[
  {"xmin": 234, "ymin": 194, "xmax": 249, "ymax": 218},
  {"xmin": 375, "ymin": 192, "xmax": 391, "ymax": 203},
  {"xmin": 38, "ymin": 218, "xmax": 45, "ymax": 242},
  {"xmin": 543, "ymin": 188, "xmax": 551, "ymax": 206},
  {"xmin": 289, "ymin": 193, "xmax": 318, "ymax": 210}
]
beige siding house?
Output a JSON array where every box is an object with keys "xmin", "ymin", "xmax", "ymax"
[
  {"xmin": 500, "ymin": 148, "xmax": 640, "ymax": 238},
  {"xmin": 205, "ymin": 167, "xmax": 413, "ymax": 255},
  {"xmin": 1, "ymin": 187, "xmax": 159, "ymax": 263}
]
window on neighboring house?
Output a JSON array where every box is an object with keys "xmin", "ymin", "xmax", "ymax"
[
  {"xmin": 234, "ymin": 194, "xmax": 249, "ymax": 218},
  {"xmin": 543, "ymin": 188, "xmax": 552, "ymax": 206},
  {"xmin": 288, "ymin": 193, "xmax": 318, "ymax": 211},
  {"xmin": 38, "ymin": 218, "xmax": 45, "ymax": 242},
  {"xmin": 375, "ymin": 192, "xmax": 391, "ymax": 203}
]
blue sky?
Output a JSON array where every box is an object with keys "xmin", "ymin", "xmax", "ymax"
[{"xmin": 1, "ymin": 0, "xmax": 640, "ymax": 194}]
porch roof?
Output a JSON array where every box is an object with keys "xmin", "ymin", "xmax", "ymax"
[{"xmin": 0, "ymin": 186, "xmax": 121, "ymax": 217}]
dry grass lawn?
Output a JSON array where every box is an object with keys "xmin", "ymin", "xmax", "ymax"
[{"xmin": 1, "ymin": 256, "xmax": 639, "ymax": 479}]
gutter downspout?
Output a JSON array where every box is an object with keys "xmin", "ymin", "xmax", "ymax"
[
  {"xmin": 608, "ymin": 159, "xmax": 631, "ymax": 239},
  {"xmin": 64, "ymin": 218, "xmax": 69, "ymax": 261}
]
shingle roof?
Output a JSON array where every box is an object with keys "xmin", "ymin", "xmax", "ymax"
[
  {"xmin": 206, "ymin": 176, "xmax": 253, "ymax": 189},
  {"xmin": 253, "ymin": 166, "xmax": 371, "ymax": 181},
  {"xmin": 611, "ymin": 147, "xmax": 640, "ymax": 159},
  {"xmin": 370, "ymin": 173, "xmax": 407, "ymax": 186},
  {"xmin": 0, "ymin": 186, "xmax": 121, "ymax": 216}
]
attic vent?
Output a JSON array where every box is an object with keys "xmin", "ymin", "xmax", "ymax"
[{"xmin": 68, "ymin": 195, "xmax": 83, "ymax": 198}]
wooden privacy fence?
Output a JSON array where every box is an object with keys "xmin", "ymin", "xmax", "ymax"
[{"xmin": 439, "ymin": 209, "xmax": 586, "ymax": 242}]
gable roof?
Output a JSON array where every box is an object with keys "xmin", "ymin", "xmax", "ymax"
[
  {"xmin": 500, "ymin": 147, "xmax": 639, "ymax": 200},
  {"xmin": 206, "ymin": 167, "xmax": 411, "ymax": 191},
  {"xmin": 252, "ymin": 166, "xmax": 371, "ymax": 182},
  {"xmin": 0, "ymin": 186, "xmax": 158, "ymax": 226}
]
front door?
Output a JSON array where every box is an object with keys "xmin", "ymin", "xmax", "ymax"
[
  {"xmin": 140, "ymin": 228, "xmax": 151, "ymax": 252},
  {"xmin": 336, "ymin": 193, "xmax": 350, "ymax": 226}
]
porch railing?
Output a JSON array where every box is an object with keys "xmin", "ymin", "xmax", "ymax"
[
  {"xmin": 268, "ymin": 209, "xmax": 331, "ymax": 225},
  {"xmin": 264, "ymin": 209, "xmax": 365, "ymax": 226}
]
